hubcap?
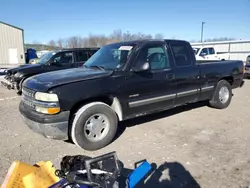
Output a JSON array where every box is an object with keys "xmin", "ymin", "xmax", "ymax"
[
  {"xmin": 84, "ymin": 114, "xmax": 110, "ymax": 142},
  {"xmin": 219, "ymin": 86, "xmax": 229, "ymax": 104}
]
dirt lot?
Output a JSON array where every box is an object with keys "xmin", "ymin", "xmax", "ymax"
[{"xmin": 0, "ymin": 80, "xmax": 250, "ymax": 188}]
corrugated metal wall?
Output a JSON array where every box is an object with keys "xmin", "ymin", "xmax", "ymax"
[
  {"xmin": 0, "ymin": 23, "xmax": 25, "ymax": 67},
  {"xmin": 191, "ymin": 40, "xmax": 250, "ymax": 61}
]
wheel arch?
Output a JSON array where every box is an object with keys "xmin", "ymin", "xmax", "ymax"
[
  {"xmin": 219, "ymin": 76, "xmax": 234, "ymax": 86},
  {"xmin": 69, "ymin": 95, "xmax": 123, "ymax": 122}
]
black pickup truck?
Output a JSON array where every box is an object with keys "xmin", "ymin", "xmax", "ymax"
[
  {"xmin": 245, "ymin": 55, "xmax": 250, "ymax": 78},
  {"xmin": 19, "ymin": 39, "xmax": 245, "ymax": 151},
  {"xmin": 1, "ymin": 48, "xmax": 99, "ymax": 95}
]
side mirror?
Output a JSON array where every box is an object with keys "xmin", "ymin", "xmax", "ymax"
[
  {"xmin": 200, "ymin": 52, "xmax": 207, "ymax": 57},
  {"xmin": 132, "ymin": 62, "xmax": 150, "ymax": 72}
]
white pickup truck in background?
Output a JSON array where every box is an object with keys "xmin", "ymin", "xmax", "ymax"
[{"xmin": 193, "ymin": 46, "xmax": 230, "ymax": 61}]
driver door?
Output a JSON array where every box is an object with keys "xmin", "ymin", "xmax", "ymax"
[
  {"xmin": 124, "ymin": 41, "xmax": 176, "ymax": 117},
  {"xmin": 199, "ymin": 48, "xmax": 209, "ymax": 59}
]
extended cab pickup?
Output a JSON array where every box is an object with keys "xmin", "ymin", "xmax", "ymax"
[
  {"xmin": 245, "ymin": 55, "xmax": 250, "ymax": 78},
  {"xmin": 19, "ymin": 39, "xmax": 245, "ymax": 151},
  {"xmin": 1, "ymin": 48, "xmax": 99, "ymax": 95},
  {"xmin": 193, "ymin": 46, "xmax": 229, "ymax": 61}
]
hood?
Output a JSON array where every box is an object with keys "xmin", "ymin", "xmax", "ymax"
[
  {"xmin": 23, "ymin": 67, "xmax": 113, "ymax": 92},
  {"xmin": 7, "ymin": 64, "xmax": 42, "ymax": 75}
]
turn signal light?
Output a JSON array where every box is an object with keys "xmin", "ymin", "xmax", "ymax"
[
  {"xmin": 35, "ymin": 106, "xmax": 60, "ymax": 114},
  {"xmin": 47, "ymin": 107, "xmax": 61, "ymax": 114}
]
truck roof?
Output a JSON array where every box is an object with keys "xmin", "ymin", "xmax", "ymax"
[
  {"xmin": 105, "ymin": 39, "xmax": 189, "ymax": 46},
  {"xmin": 50, "ymin": 47, "xmax": 100, "ymax": 54},
  {"xmin": 60, "ymin": 47, "xmax": 100, "ymax": 51},
  {"xmin": 192, "ymin": 46, "xmax": 215, "ymax": 48}
]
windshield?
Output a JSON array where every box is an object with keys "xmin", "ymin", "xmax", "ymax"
[
  {"xmin": 38, "ymin": 51, "xmax": 56, "ymax": 64},
  {"xmin": 193, "ymin": 48, "xmax": 200, "ymax": 55},
  {"xmin": 84, "ymin": 44, "xmax": 135, "ymax": 70}
]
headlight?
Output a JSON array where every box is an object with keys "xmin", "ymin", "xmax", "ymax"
[
  {"xmin": 35, "ymin": 92, "xmax": 59, "ymax": 102},
  {"xmin": 14, "ymin": 72, "xmax": 23, "ymax": 78}
]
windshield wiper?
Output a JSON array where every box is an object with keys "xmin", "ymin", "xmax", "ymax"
[{"xmin": 85, "ymin": 65, "xmax": 105, "ymax": 70}]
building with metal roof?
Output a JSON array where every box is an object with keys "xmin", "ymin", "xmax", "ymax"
[
  {"xmin": 191, "ymin": 40, "xmax": 250, "ymax": 62},
  {"xmin": 0, "ymin": 21, "xmax": 25, "ymax": 68}
]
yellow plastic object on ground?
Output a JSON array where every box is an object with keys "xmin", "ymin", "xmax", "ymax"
[{"xmin": 1, "ymin": 160, "xmax": 59, "ymax": 188}]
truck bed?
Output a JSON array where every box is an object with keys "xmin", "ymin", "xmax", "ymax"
[{"xmin": 198, "ymin": 60, "xmax": 244, "ymax": 89}]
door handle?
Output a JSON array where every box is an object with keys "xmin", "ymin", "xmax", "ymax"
[{"xmin": 166, "ymin": 73, "xmax": 175, "ymax": 80}]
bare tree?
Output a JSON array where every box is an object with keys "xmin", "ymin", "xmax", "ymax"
[
  {"xmin": 110, "ymin": 29, "xmax": 123, "ymax": 42},
  {"xmin": 97, "ymin": 35, "xmax": 108, "ymax": 46},
  {"xmin": 88, "ymin": 34, "xmax": 108, "ymax": 47},
  {"xmin": 43, "ymin": 30, "xmax": 236, "ymax": 49},
  {"xmin": 80, "ymin": 37, "xmax": 89, "ymax": 47},
  {"xmin": 67, "ymin": 36, "xmax": 81, "ymax": 48},
  {"xmin": 57, "ymin": 38, "xmax": 64, "ymax": 48},
  {"xmin": 48, "ymin": 40, "xmax": 56, "ymax": 47},
  {"xmin": 88, "ymin": 35, "xmax": 97, "ymax": 47},
  {"xmin": 143, "ymin": 34, "xmax": 153, "ymax": 40},
  {"xmin": 32, "ymin": 40, "xmax": 40, "ymax": 44},
  {"xmin": 154, "ymin": 33, "xmax": 164, "ymax": 39},
  {"xmin": 122, "ymin": 31, "xmax": 133, "ymax": 41}
]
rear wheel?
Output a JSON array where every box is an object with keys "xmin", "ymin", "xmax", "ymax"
[
  {"xmin": 209, "ymin": 80, "xmax": 232, "ymax": 109},
  {"xmin": 71, "ymin": 102, "xmax": 118, "ymax": 151}
]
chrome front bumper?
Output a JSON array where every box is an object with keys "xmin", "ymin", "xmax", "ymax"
[{"xmin": 19, "ymin": 100, "xmax": 69, "ymax": 140}]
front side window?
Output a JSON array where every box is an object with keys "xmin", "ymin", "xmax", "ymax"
[
  {"xmin": 84, "ymin": 44, "xmax": 134, "ymax": 70},
  {"xmin": 200, "ymin": 48, "xmax": 208, "ymax": 56},
  {"xmin": 135, "ymin": 45, "xmax": 170, "ymax": 70},
  {"xmin": 51, "ymin": 52, "xmax": 73, "ymax": 64}
]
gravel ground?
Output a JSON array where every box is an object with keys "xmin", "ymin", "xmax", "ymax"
[{"xmin": 0, "ymin": 80, "xmax": 250, "ymax": 188}]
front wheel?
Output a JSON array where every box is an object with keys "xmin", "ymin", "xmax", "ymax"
[
  {"xmin": 71, "ymin": 102, "xmax": 118, "ymax": 151},
  {"xmin": 209, "ymin": 80, "xmax": 232, "ymax": 109},
  {"xmin": 16, "ymin": 78, "xmax": 26, "ymax": 95}
]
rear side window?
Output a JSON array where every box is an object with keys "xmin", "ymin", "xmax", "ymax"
[
  {"xmin": 171, "ymin": 42, "xmax": 192, "ymax": 67},
  {"xmin": 208, "ymin": 48, "xmax": 215, "ymax": 55},
  {"xmin": 76, "ymin": 51, "xmax": 89, "ymax": 62},
  {"xmin": 76, "ymin": 50, "xmax": 98, "ymax": 62},
  {"xmin": 90, "ymin": 50, "xmax": 98, "ymax": 56}
]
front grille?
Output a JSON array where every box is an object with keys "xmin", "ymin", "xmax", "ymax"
[
  {"xmin": 22, "ymin": 97, "xmax": 35, "ymax": 109},
  {"xmin": 21, "ymin": 87, "xmax": 36, "ymax": 110},
  {"xmin": 21, "ymin": 87, "xmax": 60, "ymax": 111},
  {"xmin": 22, "ymin": 87, "xmax": 35, "ymax": 99}
]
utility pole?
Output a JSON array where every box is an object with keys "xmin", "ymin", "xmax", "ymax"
[{"xmin": 201, "ymin": 22, "xmax": 205, "ymax": 43}]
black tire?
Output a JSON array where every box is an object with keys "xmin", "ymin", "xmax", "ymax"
[
  {"xmin": 16, "ymin": 90, "xmax": 22, "ymax": 95},
  {"xmin": 16, "ymin": 78, "xmax": 26, "ymax": 95},
  {"xmin": 209, "ymin": 80, "xmax": 232, "ymax": 109},
  {"xmin": 71, "ymin": 102, "xmax": 118, "ymax": 151}
]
